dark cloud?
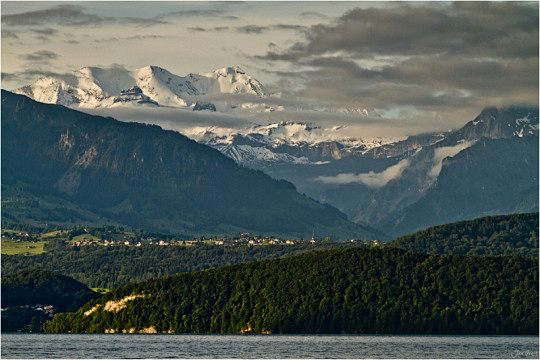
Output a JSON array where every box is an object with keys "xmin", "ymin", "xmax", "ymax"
[
  {"xmin": 261, "ymin": 2, "xmax": 538, "ymax": 61},
  {"xmin": 34, "ymin": 35, "xmax": 51, "ymax": 42},
  {"xmin": 273, "ymin": 24, "xmax": 306, "ymax": 32},
  {"xmin": 286, "ymin": 54, "xmax": 538, "ymax": 111},
  {"xmin": 122, "ymin": 17, "xmax": 167, "ymax": 27},
  {"xmin": 2, "ymin": 5, "xmax": 105, "ymax": 26},
  {"xmin": 236, "ymin": 24, "xmax": 306, "ymax": 34},
  {"xmin": 191, "ymin": 24, "xmax": 306, "ymax": 34},
  {"xmin": 299, "ymin": 11, "xmax": 329, "ymax": 19},
  {"xmin": 2, "ymin": 69, "xmax": 69, "ymax": 84},
  {"xmin": 236, "ymin": 25, "xmax": 265, "ymax": 34},
  {"xmin": 30, "ymin": 28, "xmax": 58, "ymax": 35},
  {"xmin": 1, "ymin": 72, "xmax": 19, "ymax": 82},
  {"xmin": 2, "ymin": 4, "xmax": 168, "ymax": 27},
  {"xmin": 188, "ymin": 26, "xmax": 230, "ymax": 32},
  {"xmin": 92, "ymin": 35, "xmax": 170, "ymax": 43},
  {"xmin": 125, "ymin": 34, "xmax": 168, "ymax": 41},
  {"xmin": 96, "ymin": 37, "xmax": 120, "ymax": 43},
  {"xmin": 188, "ymin": 27, "xmax": 207, "ymax": 32},
  {"xmin": 156, "ymin": 2, "xmax": 240, "ymax": 20},
  {"xmin": 159, "ymin": 9, "xmax": 226, "ymax": 18},
  {"xmin": 18, "ymin": 50, "xmax": 59, "ymax": 62},
  {"xmin": 255, "ymin": 2, "xmax": 538, "ymax": 114},
  {"xmin": 1, "ymin": 29, "xmax": 19, "ymax": 39}
]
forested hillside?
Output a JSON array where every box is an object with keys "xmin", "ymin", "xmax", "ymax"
[
  {"xmin": 380, "ymin": 137, "xmax": 539, "ymax": 236},
  {"xmin": 44, "ymin": 247, "xmax": 538, "ymax": 335},
  {"xmin": 1, "ymin": 241, "xmax": 365, "ymax": 289},
  {"xmin": 1, "ymin": 269, "xmax": 100, "ymax": 332},
  {"xmin": 1, "ymin": 269, "xmax": 100, "ymax": 311},
  {"xmin": 388, "ymin": 213, "xmax": 538, "ymax": 257},
  {"xmin": 1, "ymin": 90, "xmax": 372, "ymax": 240}
]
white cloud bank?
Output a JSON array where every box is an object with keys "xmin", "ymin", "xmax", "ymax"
[
  {"xmin": 315, "ymin": 158, "xmax": 411, "ymax": 188},
  {"xmin": 428, "ymin": 141, "xmax": 474, "ymax": 178},
  {"xmin": 315, "ymin": 140, "xmax": 475, "ymax": 188}
]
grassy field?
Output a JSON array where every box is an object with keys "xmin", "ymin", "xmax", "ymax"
[
  {"xmin": 1, "ymin": 239, "xmax": 48, "ymax": 255},
  {"xmin": 90, "ymin": 288, "xmax": 110, "ymax": 294},
  {"xmin": 71, "ymin": 234, "xmax": 101, "ymax": 242},
  {"xmin": 41, "ymin": 230, "xmax": 64, "ymax": 238}
]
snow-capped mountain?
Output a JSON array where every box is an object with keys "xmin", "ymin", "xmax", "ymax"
[
  {"xmin": 14, "ymin": 64, "xmax": 384, "ymax": 166},
  {"xmin": 14, "ymin": 65, "xmax": 267, "ymax": 109},
  {"xmin": 186, "ymin": 121, "xmax": 399, "ymax": 166},
  {"xmin": 312, "ymin": 106, "xmax": 539, "ymax": 235},
  {"xmin": 450, "ymin": 106, "xmax": 539, "ymax": 141},
  {"xmin": 8, "ymin": 64, "xmax": 539, "ymax": 237}
]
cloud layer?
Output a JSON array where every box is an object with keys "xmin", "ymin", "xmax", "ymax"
[
  {"xmin": 256, "ymin": 2, "xmax": 538, "ymax": 126},
  {"xmin": 2, "ymin": 2, "xmax": 537, "ymax": 139},
  {"xmin": 428, "ymin": 141, "xmax": 474, "ymax": 178},
  {"xmin": 315, "ymin": 158, "xmax": 411, "ymax": 188},
  {"xmin": 1, "ymin": 4, "xmax": 167, "ymax": 27}
]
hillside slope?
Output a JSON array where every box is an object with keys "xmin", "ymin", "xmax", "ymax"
[
  {"xmin": 388, "ymin": 213, "xmax": 539, "ymax": 257},
  {"xmin": 1, "ymin": 269, "xmax": 100, "ymax": 312},
  {"xmin": 1, "ymin": 241, "xmax": 368, "ymax": 289},
  {"xmin": 321, "ymin": 107, "xmax": 538, "ymax": 236},
  {"xmin": 1, "ymin": 90, "xmax": 373, "ymax": 240},
  {"xmin": 381, "ymin": 137, "xmax": 539, "ymax": 235},
  {"xmin": 44, "ymin": 247, "xmax": 538, "ymax": 335},
  {"xmin": 1, "ymin": 269, "xmax": 101, "ymax": 332}
]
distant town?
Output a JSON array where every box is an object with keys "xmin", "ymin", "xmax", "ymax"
[{"xmin": 1, "ymin": 225, "xmax": 380, "ymax": 256}]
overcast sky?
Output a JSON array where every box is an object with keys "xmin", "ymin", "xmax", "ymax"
[{"xmin": 1, "ymin": 1, "xmax": 538, "ymax": 138}]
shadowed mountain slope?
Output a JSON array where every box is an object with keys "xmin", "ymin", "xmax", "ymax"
[{"xmin": 1, "ymin": 90, "xmax": 375, "ymax": 240}]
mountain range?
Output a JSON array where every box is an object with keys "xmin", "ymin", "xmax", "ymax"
[
  {"xmin": 197, "ymin": 106, "xmax": 538, "ymax": 236},
  {"xmin": 14, "ymin": 65, "xmax": 267, "ymax": 109},
  {"xmin": 9, "ymin": 65, "xmax": 540, "ymax": 237},
  {"xmin": 1, "ymin": 90, "xmax": 376, "ymax": 240}
]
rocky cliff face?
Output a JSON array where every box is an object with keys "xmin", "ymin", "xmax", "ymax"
[{"xmin": 450, "ymin": 107, "xmax": 539, "ymax": 142}]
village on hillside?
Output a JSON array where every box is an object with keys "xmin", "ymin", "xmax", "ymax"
[{"xmin": 1, "ymin": 225, "xmax": 379, "ymax": 256}]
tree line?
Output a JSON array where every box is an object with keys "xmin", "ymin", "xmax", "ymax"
[
  {"xmin": 44, "ymin": 247, "xmax": 538, "ymax": 335},
  {"xmin": 388, "ymin": 212, "xmax": 538, "ymax": 257},
  {"xmin": 2, "ymin": 241, "xmax": 366, "ymax": 289}
]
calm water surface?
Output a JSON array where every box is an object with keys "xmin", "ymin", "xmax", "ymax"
[{"xmin": 1, "ymin": 334, "xmax": 538, "ymax": 359}]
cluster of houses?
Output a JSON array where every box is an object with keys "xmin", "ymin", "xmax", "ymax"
[
  {"xmin": 3, "ymin": 228, "xmax": 380, "ymax": 249},
  {"xmin": 0, "ymin": 304, "xmax": 54, "ymax": 317},
  {"xmin": 66, "ymin": 234, "xmax": 320, "ymax": 247},
  {"xmin": 2, "ymin": 231, "xmax": 31, "ymax": 240}
]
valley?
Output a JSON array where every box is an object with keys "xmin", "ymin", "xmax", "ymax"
[
  {"xmin": 2, "ymin": 90, "xmax": 377, "ymax": 241},
  {"xmin": 3, "ymin": 61, "xmax": 538, "ymax": 337},
  {"xmin": 11, "ymin": 65, "xmax": 539, "ymax": 237},
  {"xmin": 1, "ymin": 0, "xmax": 538, "ymax": 352},
  {"xmin": 2, "ymin": 213, "xmax": 537, "ymax": 334}
]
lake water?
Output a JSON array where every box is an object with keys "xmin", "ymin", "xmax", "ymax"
[{"xmin": 1, "ymin": 334, "xmax": 538, "ymax": 359}]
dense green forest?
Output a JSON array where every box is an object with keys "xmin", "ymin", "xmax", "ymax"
[
  {"xmin": 2, "ymin": 269, "xmax": 99, "ymax": 332},
  {"xmin": 1, "ymin": 241, "xmax": 366, "ymax": 289},
  {"xmin": 388, "ymin": 213, "xmax": 538, "ymax": 257},
  {"xmin": 2, "ymin": 269, "xmax": 100, "ymax": 311},
  {"xmin": 44, "ymin": 247, "xmax": 538, "ymax": 335},
  {"xmin": 3, "ymin": 213, "xmax": 537, "ymax": 289}
]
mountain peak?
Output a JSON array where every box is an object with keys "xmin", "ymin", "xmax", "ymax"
[
  {"xmin": 13, "ymin": 64, "xmax": 268, "ymax": 107},
  {"xmin": 137, "ymin": 65, "xmax": 166, "ymax": 75},
  {"xmin": 214, "ymin": 66, "xmax": 246, "ymax": 76},
  {"xmin": 464, "ymin": 106, "xmax": 539, "ymax": 139}
]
